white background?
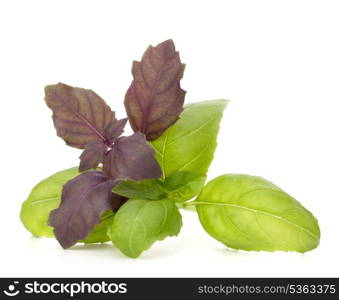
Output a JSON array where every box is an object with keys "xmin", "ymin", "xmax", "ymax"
[{"xmin": 0, "ymin": 0, "xmax": 338, "ymax": 277}]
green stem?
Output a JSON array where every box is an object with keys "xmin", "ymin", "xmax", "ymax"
[
  {"xmin": 183, "ymin": 201, "xmax": 233, "ymax": 207},
  {"xmin": 182, "ymin": 201, "xmax": 197, "ymax": 207},
  {"xmin": 176, "ymin": 201, "xmax": 197, "ymax": 211}
]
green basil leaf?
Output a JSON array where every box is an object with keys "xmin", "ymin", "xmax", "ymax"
[
  {"xmin": 194, "ymin": 174, "xmax": 320, "ymax": 253},
  {"xmin": 108, "ymin": 199, "xmax": 182, "ymax": 258},
  {"xmin": 151, "ymin": 100, "xmax": 228, "ymax": 178},
  {"xmin": 112, "ymin": 179, "xmax": 167, "ymax": 200},
  {"xmin": 113, "ymin": 171, "xmax": 206, "ymax": 202},
  {"xmin": 164, "ymin": 171, "xmax": 206, "ymax": 202},
  {"xmin": 20, "ymin": 167, "xmax": 113, "ymax": 243}
]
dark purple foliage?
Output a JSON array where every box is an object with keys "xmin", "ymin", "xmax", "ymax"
[
  {"xmin": 45, "ymin": 83, "xmax": 115, "ymax": 148},
  {"xmin": 45, "ymin": 40, "xmax": 183, "ymax": 249},
  {"xmin": 49, "ymin": 171, "xmax": 120, "ymax": 249},
  {"xmin": 78, "ymin": 117, "xmax": 130, "ymax": 173},
  {"xmin": 105, "ymin": 118, "xmax": 128, "ymax": 144},
  {"xmin": 124, "ymin": 39, "xmax": 186, "ymax": 141},
  {"xmin": 79, "ymin": 140, "xmax": 107, "ymax": 172},
  {"xmin": 103, "ymin": 133, "xmax": 162, "ymax": 181}
]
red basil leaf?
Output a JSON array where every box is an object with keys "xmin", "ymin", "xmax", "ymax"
[
  {"xmin": 45, "ymin": 83, "xmax": 115, "ymax": 148},
  {"xmin": 105, "ymin": 118, "xmax": 128, "ymax": 144},
  {"xmin": 48, "ymin": 171, "xmax": 119, "ymax": 249},
  {"xmin": 124, "ymin": 39, "xmax": 186, "ymax": 140},
  {"xmin": 103, "ymin": 133, "xmax": 162, "ymax": 181},
  {"xmin": 79, "ymin": 140, "xmax": 107, "ymax": 172}
]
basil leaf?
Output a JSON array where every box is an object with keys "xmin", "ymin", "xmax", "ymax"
[
  {"xmin": 151, "ymin": 100, "xmax": 228, "ymax": 178},
  {"xmin": 124, "ymin": 39, "xmax": 186, "ymax": 141},
  {"xmin": 113, "ymin": 171, "xmax": 205, "ymax": 202},
  {"xmin": 79, "ymin": 140, "xmax": 107, "ymax": 172},
  {"xmin": 48, "ymin": 171, "xmax": 119, "ymax": 249},
  {"xmin": 103, "ymin": 132, "xmax": 162, "ymax": 181},
  {"xmin": 194, "ymin": 174, "xmax": 320, "ymax": 253},
  {"xmin": 164, "ymin": 171, "xmax": 206, "ymax": 202},
  {"xmin": 44, "ymin": 83, "xmax": 116, "ymax": 149},
  {"xmin": 108, "ymin": 199, "xmax": 182, "ymax": 258},
  {"xmin": 20, "ymin": 167, "xmax": 113, "ymax": 244},
  {"xmin": 112, "ymin": 179, "xmax": 167, "ymax": 200}
]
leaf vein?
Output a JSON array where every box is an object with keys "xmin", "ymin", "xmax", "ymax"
[
  {"xmin": 194, "ymin": 202, "xmax": 317, "ymax": 240},
  {"xmin": 165, "ymin": 117, "xmax": 217, "ymax": 147}
]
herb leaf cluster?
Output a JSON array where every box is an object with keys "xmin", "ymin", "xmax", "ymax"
[{"xmin": 20, "ymin": 40, "xmax": 320, "ymax": 257}]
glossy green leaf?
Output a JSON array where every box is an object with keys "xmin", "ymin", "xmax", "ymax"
[
  {"xmin": 164, "ymin": 171, "xmax": 206, "ymax": 202},
  {"xmin": 112, "ymin": 178, "xmax": 166, "ymax": 200},
  {"xmin": 20, "ymin": 167, "xmax": 113, "ymax": 243},
  {"xmin": 151, "ymin": 100, "xmax": 228, "ymax": 178},
  {"xmin": 113, "ymin": 171, "xmax": 206, "ymax": 202},
  {"xmin": 108, "ymin": 199, "xmax": 182, "ymax": 258},
  {"xmin": 194, "ymin": 174, "xmax": 320, "ymax": 253}
]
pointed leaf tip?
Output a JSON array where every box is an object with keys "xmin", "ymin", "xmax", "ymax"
[
  {"xmin": 124, "ymin": 39, "xmax": 186, "ymax": 141},
  {"xmin": 105, "ymin": 118, "xmax": 128, "ymax": 144}
]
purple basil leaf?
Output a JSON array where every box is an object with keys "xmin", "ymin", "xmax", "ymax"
[
  {"xmin": 79, "ymin": 140, "xmax": 107, "ymax": 172},
  {"xmin": 105, "ymin": 118, "xmax": 128, "ymax": 144},
  {"xmin": 124, "ymin": 39, "xmax": 186, "ymax": 141},
  {"xmin": 48, "ymin": 171, "xmax": 119, "ymax": 249},
  {"xmin": 103, "ymin": 133, "xmax": 162, "ymax": 181},
  {"xmin": 45, "ymin": 83, "xmax": 115, "ymax": 148}
]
